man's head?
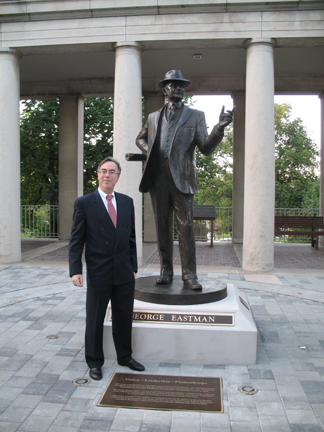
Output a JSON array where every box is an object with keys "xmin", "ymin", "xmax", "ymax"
[
  {"xmin": 97, "ymin": 156, "xmax": 121, "ymax": 195},
  {"xmin": 158, "ymin": 70, "xmax": 190, "ymax": 103}
]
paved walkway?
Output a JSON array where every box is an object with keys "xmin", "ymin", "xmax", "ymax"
[{"xmin": 0, "ymin": 241, "xmax": 324, "ymax": 431}]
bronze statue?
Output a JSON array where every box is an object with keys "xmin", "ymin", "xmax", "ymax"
[{"xmin": 136, "ymin": 70, "xmax": 235, "ymax": 290}]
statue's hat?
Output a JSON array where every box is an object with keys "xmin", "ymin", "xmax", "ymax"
[{"xmin": 158, "ymin": 70, "xmax": 191, "ymax": 89}]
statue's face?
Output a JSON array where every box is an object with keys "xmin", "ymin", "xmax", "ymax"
[{"xmin": 163, "ymin": 81, "xmax": 185, "ymax": 102}]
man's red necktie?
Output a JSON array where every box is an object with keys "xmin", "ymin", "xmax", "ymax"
[{"xmin": 107, "ymin": 195, "xmax": 117, "ymax": 227}]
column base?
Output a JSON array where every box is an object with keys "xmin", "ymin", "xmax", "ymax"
[
  {"xmin": 242, "ymin": 259, "xmax": 274, "ymax": 273},
  {"xmin": 0, "ymin": 252, "xmax": 22, "ymax": 264},
  {"xmin": 232, "ymin": 237, "xmax": 243, "ymax": 244}
]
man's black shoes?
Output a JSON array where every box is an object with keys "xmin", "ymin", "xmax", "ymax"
[
  {"xmin": 89, "ymin": 367, "xmax": 102, "ymax": 381},
  {"xmin": 118, "ymin": 358, "xmax": 145, "ymax": 372}
]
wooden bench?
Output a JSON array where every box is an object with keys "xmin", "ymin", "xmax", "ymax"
[
  {"xmin": 193, "ymin": 205, "xmax": 215, "ymax": 247},
  {"xmin": 275, "ymin": 215, "xmax": 324, "ymax": 250}
]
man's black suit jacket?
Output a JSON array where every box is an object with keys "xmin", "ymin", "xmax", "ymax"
[{"xmin": 69, "ymin": 190, "xmax": 137, "ymax": 288}]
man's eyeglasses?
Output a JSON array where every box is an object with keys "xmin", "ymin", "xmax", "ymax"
[{"xmin": 98, "ymin": 169, "xmax": 119, "ymax": 176}]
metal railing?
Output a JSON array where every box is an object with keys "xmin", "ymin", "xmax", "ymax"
[
  {"xmin": 21, "ymin": 205, "xmax": 58, "ymax": 238},
  {"xmin": 275, "ymin": 208, "xmax": 320, "ymax": 217},
  {"xmin": 175, "ymin": 207, "xmax": 321, "ymax": 243},
  {"xmin": 20, "ymin": 204, "xmax": 321, "ymax": 243},
  {"xmin": 174, "ymin": 206, "xmax": 234, "ymax": 242}
]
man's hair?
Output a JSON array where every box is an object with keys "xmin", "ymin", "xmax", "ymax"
[{"xmin": 97, "ymin": 156, "xmax": 121, "ymax": 175}]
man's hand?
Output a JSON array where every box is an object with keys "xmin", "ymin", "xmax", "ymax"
[
  {"xmin": 72, "ymin": 274, "xmax": 83, "ymax": 287},
  {"xmin": 217, "ymin": 105, "xmax": 236, "ymax": 131}
]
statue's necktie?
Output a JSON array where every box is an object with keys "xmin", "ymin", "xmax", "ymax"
[
  {"xmin": 107, "ymin": 195, "xmax": 117, "ymax": 227},
  {"xmin": 168, "ymin": 104, "xmax": 176, "ymax": 122}
]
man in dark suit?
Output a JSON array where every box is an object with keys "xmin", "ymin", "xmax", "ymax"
[
  {"xmin": 136, "ymin": 70, "xmax": 235, "ymax": 291},
  {"xmin": 69, "ymin": 156, "xmax": 144, "ymax": 381}
]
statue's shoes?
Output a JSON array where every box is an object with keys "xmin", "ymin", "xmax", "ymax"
[
  {"xmin": 183, "ymin": 278, "xmax": 202, "ymax": 291},
  {"xmin": 156, "ymin": 274, "xmax": 173, "ymax": 285}
]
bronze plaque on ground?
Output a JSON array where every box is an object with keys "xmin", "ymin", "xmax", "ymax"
[{"xmin": 98, "ymin": 373, "xmax": 223, "ymax": 413}]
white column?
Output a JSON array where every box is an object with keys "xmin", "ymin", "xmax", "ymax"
[
  {"xmin": 58, "ymin": 96, "xmax": 84, "ymax": 240},
  {"xmin": 242, "ymin": 39, "xmax": 275, "ymax": 272},
  {"xmin": 143, "ymin": 94, "xmax": 165, "ymax": 242},
  {"xmin": 319, "ymin": 93, "xmax": 324, "ymax": 247},
  {"xmin": 0, "ymin": 49, "xmax": 21, "ymax": 264},
  {"xmin": 232, "ymin": 92, "xmax": 245, "ymax": 245},
  {"xmin": 320, "ymin": 93, "xmax": 324, "ymax": 219},
  {"xmin": 113, "ymin": 42, "xmax": 144, "ymax": 261}
]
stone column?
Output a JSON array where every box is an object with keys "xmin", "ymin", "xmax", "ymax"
[
  {"xmin": 232, "ymin": 92, "xmax": 245, "ymax": 245},
  {"xmin": 320, "ymin": 93, "xmax": 324, "ymax": 219},
  {"xmin": 58, "ymin": 96, "xmax": 84, "ymax": 240},
  {"xmin": 319, "ymin": 93, "xmax": 324, "ymax": 216},
  {"xmin": 0, "ymin": 49, "xmax": 21, "ymax": 264},
  {"xmin": 242, "ymin": 38, "xmax": 276, "ymax": 272},
  {"xmin": 143, "ymin": 94, "xmax": 165, "ymax": 242},
  {"xmin": 113, "ymin": 42, "xmax": 144, "ymax": 260}
]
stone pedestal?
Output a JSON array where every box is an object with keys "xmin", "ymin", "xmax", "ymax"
[{"xmin": 103, "ymin": 283, "xmax": 257, "ymax": 365}]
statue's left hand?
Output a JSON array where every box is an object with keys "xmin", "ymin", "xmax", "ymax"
[{"xmin": 218, "ymin": 105, "xmax": 236, "ymax": 131}]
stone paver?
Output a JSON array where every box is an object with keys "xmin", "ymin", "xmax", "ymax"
[{"xmin": 0, "ymin": 243, "xmax": 323, "ymax": 431}]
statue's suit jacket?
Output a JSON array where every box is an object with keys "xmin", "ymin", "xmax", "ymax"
[
  {"xmin": 69, "ymin": 190, "xmax": 137, "ymax": 289},
  {"xmin": 136, "ymin": 104, "xmax": 224, "ymax": 194}
]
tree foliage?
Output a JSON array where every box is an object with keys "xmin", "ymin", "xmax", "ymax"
[
  {"xmin": 275, "ymin": 103, "xmax": 319, "ymax": 208},
  {"xmin": 20, "ymin": 99, "xmax": 59, "ymax": 205},
  {"xmin": 20, "ymin": 97, "xmax": 114, "ymax": 204},
  {"xmin": 83, "ymin": 97, "xmax": 114, "ymax": 194}
]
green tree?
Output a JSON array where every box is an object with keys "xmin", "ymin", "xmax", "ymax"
[
  {"xmin": 301, "ymin": 178, "xmax": 320, "ymax": 209},
  {"xmin": 20, "ymin": 97, "xmax": 114, "ymax": 203},
  {"xmin": 83, "ymin": 97, "xmax": 114, "ymax": 194},
  {"xmin": 275, "ymin": 103, "xmax": 319, "ymax": 208},
  {"xmin": 20, "ymin": 99, "xmax": 59, "ymax": 205}
]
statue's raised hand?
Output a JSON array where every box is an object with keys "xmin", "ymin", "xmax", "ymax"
[{"xmin": 217, "ymin": 105, "xmax": 236, "ymax": 132}]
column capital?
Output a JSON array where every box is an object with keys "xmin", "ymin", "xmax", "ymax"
[
  {"xmin": 0, "ymin": 48, "xmax": 22, "ymax": 58},
  {"xmin": 112, "ymin": 41, "xmax": 145, "ymax": 52},
  {"xmin": 243, "ymin": 38, "xmax": 276, "ymax": 50},
  {"xmin": 59, "ymin": 94, "xmax": 85, "ymax": 102}
]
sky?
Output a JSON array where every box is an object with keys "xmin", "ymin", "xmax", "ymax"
[{"xmin": 192, "ymin": 95, "xmax": 321, "ymax": 151}]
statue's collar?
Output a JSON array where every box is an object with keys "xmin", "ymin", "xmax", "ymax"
[{"xmin": 167, "ymin": 101, "xmax": 183, "ymax": 110}]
